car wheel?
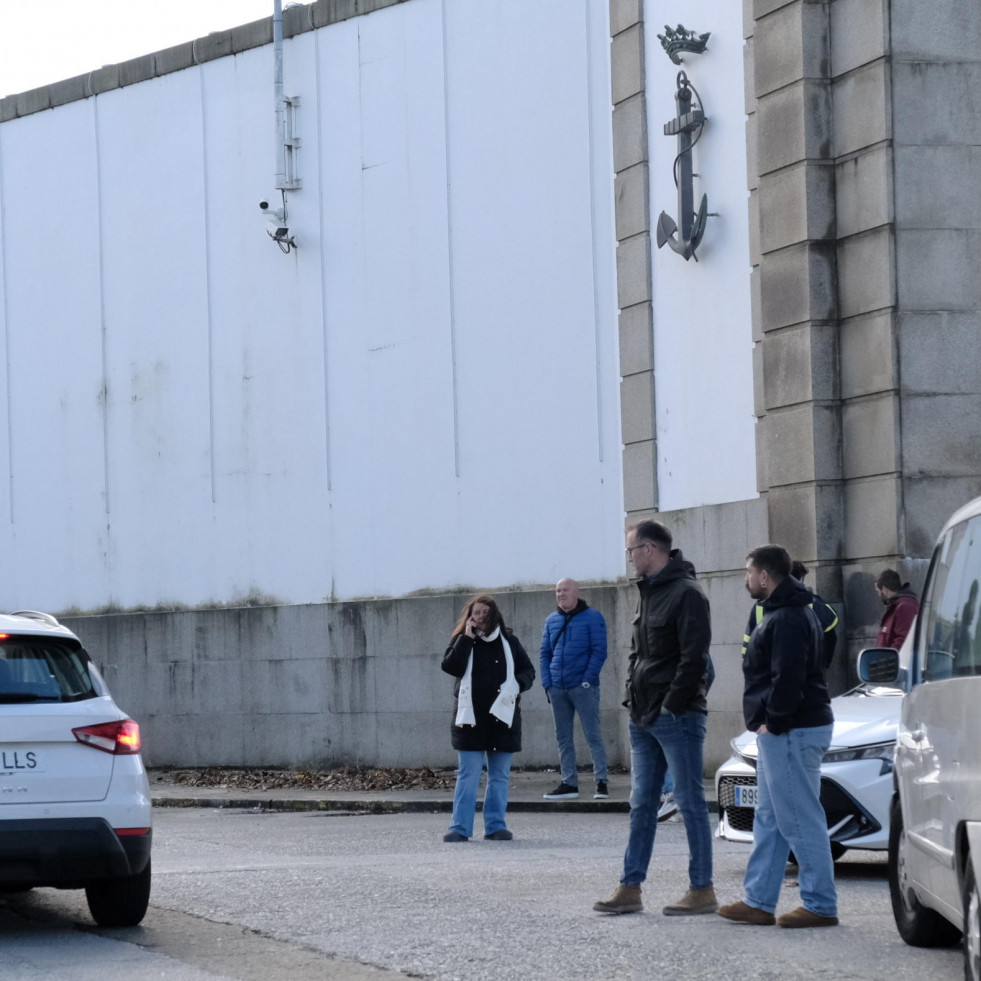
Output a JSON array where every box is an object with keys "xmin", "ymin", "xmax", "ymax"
[
  {"xmin": 965, "ymin": 861, "xmax": 981, "ymax": 981},
  {"xmin": 85, "ymin": 858, "xmax": 151, "ymax": 928},
  {"xmin": 888, "ymin": 799, "xmax": 960, "ymax": 946}
]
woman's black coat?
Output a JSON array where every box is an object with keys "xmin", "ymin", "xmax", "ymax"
[{"xmin": 441, "ymin": 631, "xmax": 535, "ymax": 752}]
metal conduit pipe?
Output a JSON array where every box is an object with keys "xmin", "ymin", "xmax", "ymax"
[{"xmin": 273, "ymin": 0, "xmax": 287, "ymax": 190}]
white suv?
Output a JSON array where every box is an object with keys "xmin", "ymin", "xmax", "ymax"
[
  {"xmin": 0, "ymin": 611, "xmax": 152, "ymax": 926},
  {"xmin": 860, "ymin": 494, "xmax": 981, "ymax": 981}
]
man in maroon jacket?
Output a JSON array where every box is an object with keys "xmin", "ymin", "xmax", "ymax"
[{"xmin": 875, "ymin": 570, "xmax": 920, "ymax": 649}]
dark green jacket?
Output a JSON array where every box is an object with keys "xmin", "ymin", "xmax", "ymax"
[{"xmin": 624, "ymin": 550, "xmax": 711, "ymax": 726}]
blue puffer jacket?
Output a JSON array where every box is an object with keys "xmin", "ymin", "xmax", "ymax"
[{"xmin": 540, "ymin": 600, "xmax": 607, "ymax": 690}]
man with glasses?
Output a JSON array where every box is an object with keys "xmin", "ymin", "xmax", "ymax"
[{"xmin": 593, "ymin": 520, "xmax": 716, "ymax": 916}]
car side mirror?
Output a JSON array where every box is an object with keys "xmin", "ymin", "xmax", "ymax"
[{"xmin": 857, "ymin": 647, "xmax": 905, "ymax": 689}]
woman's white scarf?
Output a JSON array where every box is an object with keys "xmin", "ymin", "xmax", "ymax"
[{"xmin": 455, "ymin": 625, "xmax": 520, "ymax": 728}]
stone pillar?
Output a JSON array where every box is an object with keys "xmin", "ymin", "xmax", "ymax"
[
  {"xmin": 837, "ymin": 0, "xmax": 981, "ymax": 636},
  {"xmin": 830, "ymin": 0, "xmax": 900, "ymax": 640},
  {"xmin": 748, "ymin": 0, "xmax": 844, "ymax": 613},
  {"xmin": 611, "ymin": 0, "xmax": 658, "ymax": 520},
  {"xmin": 749, "ymin": 0, "xmax": 981, "ymax": 659}
]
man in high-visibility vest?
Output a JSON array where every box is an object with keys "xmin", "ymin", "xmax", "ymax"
[
  {"xmin": 718, "ymin": 544, "xmax": 838, "ymax": 928},
  {"xmin": 741, "ymin": 560, "xmax": 838, "ymax": 668}
]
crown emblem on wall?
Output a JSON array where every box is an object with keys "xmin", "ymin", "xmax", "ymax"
[{"xmin": 657, "ymin": 24, "xmax": 711, "ymax": 65}]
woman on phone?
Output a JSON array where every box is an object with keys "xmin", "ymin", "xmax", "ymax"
[{"xmin": 441, "ymin": 594, "xmax": 535, "ymax": 842}]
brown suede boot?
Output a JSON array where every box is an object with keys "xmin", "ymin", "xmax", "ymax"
[
  {"xmin": 777, "ymin": 906, "xmax": 839, "ymax": 928},
  {"xmin": 662, "ymin": 886, "xmax": 718, "ymax": 916},
  {"xmin": 593, "ymin": 884, "xmax": 643, "ymax": 914},
  {"xmin": 717, "ymin": 900, "xmax": 776, "ymax": 925}
]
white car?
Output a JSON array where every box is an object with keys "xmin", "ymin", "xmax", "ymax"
[
  {"xmin": 715, "ymin": 682, "xmax": 903, "ymax": 859},
  {"xmin": 0, "ymin": 611, "xmax": 152, "ymax": 926},
  {"xmin": 859, "ymin": 494, "xmax": 981, "ymax": 981}
]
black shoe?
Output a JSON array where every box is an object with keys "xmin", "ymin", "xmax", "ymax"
[
  {"xmin": 594, "ymin": 781, "xmax": 609, "ymax": 799},
  {"xmin": 484, "ymin": 829, "xmax": 513, "ymax": 841},
  {"xmin": 543, "ymin": 782, "xmax": 579, "ymax": 800},
  {"xmin": 443, "ymin": 832, "xmax": 468, "ymax": 842}
]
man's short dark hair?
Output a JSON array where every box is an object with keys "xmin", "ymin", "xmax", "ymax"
[
  {"xmin": 631, "ymin": 519, "xmax": 672, "ymax": 551},
  {"xmin": 875, "ymin": 569, "xmax": 903, "ymax": 592},
  {"xmin": 747, "ymin": 545, "xmax": 792, "ymax": 581}
]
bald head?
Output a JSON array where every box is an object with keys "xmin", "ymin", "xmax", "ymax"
[{"xmin": 555, "ymin": 578, "xmax": 580, "ymax": 612}]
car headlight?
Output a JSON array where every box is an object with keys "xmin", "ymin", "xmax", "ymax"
[
  {"xmin": 822, "ymin": 740, "xmax": 895, "ymax": 775},
  {"xmin": 731, "ymin": 736, "xmax": 758, "ymax": 767}
]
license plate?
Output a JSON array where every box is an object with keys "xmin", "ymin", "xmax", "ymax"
[{"xmin": 734, "ymin": 784, "xmax": 758, "ymax": 808}]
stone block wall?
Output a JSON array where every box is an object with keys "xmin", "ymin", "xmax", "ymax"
[
  {"xmin": 63, "ymin": 586, "xmax": 630, "ymax": 766},
  {"xmin": 747, "ymin": 0, "xmax": 845, "ymax": 637},
  {"xmin": 64, "ymin": 588, "xmax": 629, "ymax": 771},
  {"xmin": 62, "ymin": 531, "xmax": 763, "ymax": 774},
  {"xmin": 743, "ymin": 0, "xmax": 981, "ymax": 670},
  {"xmin": 833, "ymin": 0, "xmax": 981, "ymax": 648}
]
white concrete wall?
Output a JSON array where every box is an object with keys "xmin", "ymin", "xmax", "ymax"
[
  {"xmin": 0, "ymin": 0, "xmax": 622, "ymax": 611},
  {"xmin": 644, "ymin": 2, "xmax": 757, "ymax": 510}
]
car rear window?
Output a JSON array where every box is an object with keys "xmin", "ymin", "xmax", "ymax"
[{"xmin": 0, "ymin": 636, "xmax": 98, "ymax": 703}]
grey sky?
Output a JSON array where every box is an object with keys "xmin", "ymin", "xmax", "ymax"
[{"xmin": 0, "ymin": 0, "xmax": 275, "ymax": 97}]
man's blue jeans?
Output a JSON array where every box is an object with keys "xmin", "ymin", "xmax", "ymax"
[
  {"xmin": 659, "ymin": 655, "xmax": 713, "ymax": 799},
  {"xmin": 744, "ymin": 724, "xmax": 837, "ymax": 917},
  {"xmin": 622, "ymin": 712, "xmax": 713, "ymax": 888},
  {"xmin": 549, "ymin": 685, "xmax": 608, "ymax": 786},
  {"xmin": 448, "ymin": 750, "xmax": 512, "ymax": 838}
]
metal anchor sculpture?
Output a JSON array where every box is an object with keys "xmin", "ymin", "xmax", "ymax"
[{"xmin": 656, "ymin": 70, "xmax": 708, "ymax": 262}]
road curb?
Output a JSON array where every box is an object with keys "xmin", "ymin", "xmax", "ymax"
[
  {"xmin": 152, "ymin": 796, "xmax": 717, "ymax": 815},
  {"xmin": 151, "ymin": 797, "xmax": 631, "ymax": 814}
]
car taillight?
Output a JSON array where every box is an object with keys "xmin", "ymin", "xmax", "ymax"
[{"xmin": 72, "ymin": 719, "xmax": 141, "ymax": 755}]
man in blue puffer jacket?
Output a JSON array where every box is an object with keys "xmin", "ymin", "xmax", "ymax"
[{"xmin": 540, "ymin": 579, "xmax": 610, "ymax": 800}]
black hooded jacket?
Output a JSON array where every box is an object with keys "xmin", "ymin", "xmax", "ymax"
[
  {"xmin": 624, "ymin": 550, "xmax": 711, "ymax": 726},
  {"xmin": 442, "ymin": 630, "xmax": 535, "ymax": 753},
  {"xmin": 742, "ymin": 575, "xmax": 833, "ymax": 735},
  {"xmin": 742, "ymin": 587, "xmax": 839, "ymax": 668}
]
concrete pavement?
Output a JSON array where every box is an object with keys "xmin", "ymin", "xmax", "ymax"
[{"xmin": 5, "ymin": 808, "xmax": 950, "ymax": 981}]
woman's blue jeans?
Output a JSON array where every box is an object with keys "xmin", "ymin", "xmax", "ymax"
[
  {"xmin": 622, "ymin": 712, "xmax": 713, "ymax": 888},
  {"xmin": 448, "ymin": 750, "xmax": 513, "ymax": 838},
  {"xmin": 743, "ymin": 724, "xmax": 837, "ymax": 917}
]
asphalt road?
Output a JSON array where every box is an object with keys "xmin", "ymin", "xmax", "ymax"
[{"xmin": 0, "ymin": 808, "xmax": 965, "ymax": 981}]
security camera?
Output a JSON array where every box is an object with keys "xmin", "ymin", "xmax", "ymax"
[
  {"xmin": 258, "ymin": 198, "xmax": 295, "ymax": 249},
  {"xmin": 266, "ymin": 220, "xmax": 291, "ymax": 241},
  {"xmin": 258, "ymin": 200, "xmax": 289, "ymax": 239},
  {"xmin": 259, "ymin": 200, "xmax": 284, "ymax": 222}
]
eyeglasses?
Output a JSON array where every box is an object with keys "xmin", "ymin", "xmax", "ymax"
[{"xmin": 625, "ymin": 543, "xmax": 651, "ymax": 557}]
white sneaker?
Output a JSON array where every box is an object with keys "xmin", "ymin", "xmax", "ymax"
[{"xmin": 657, "ymin": 793, "xmax": 678, "ymax": 822}]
